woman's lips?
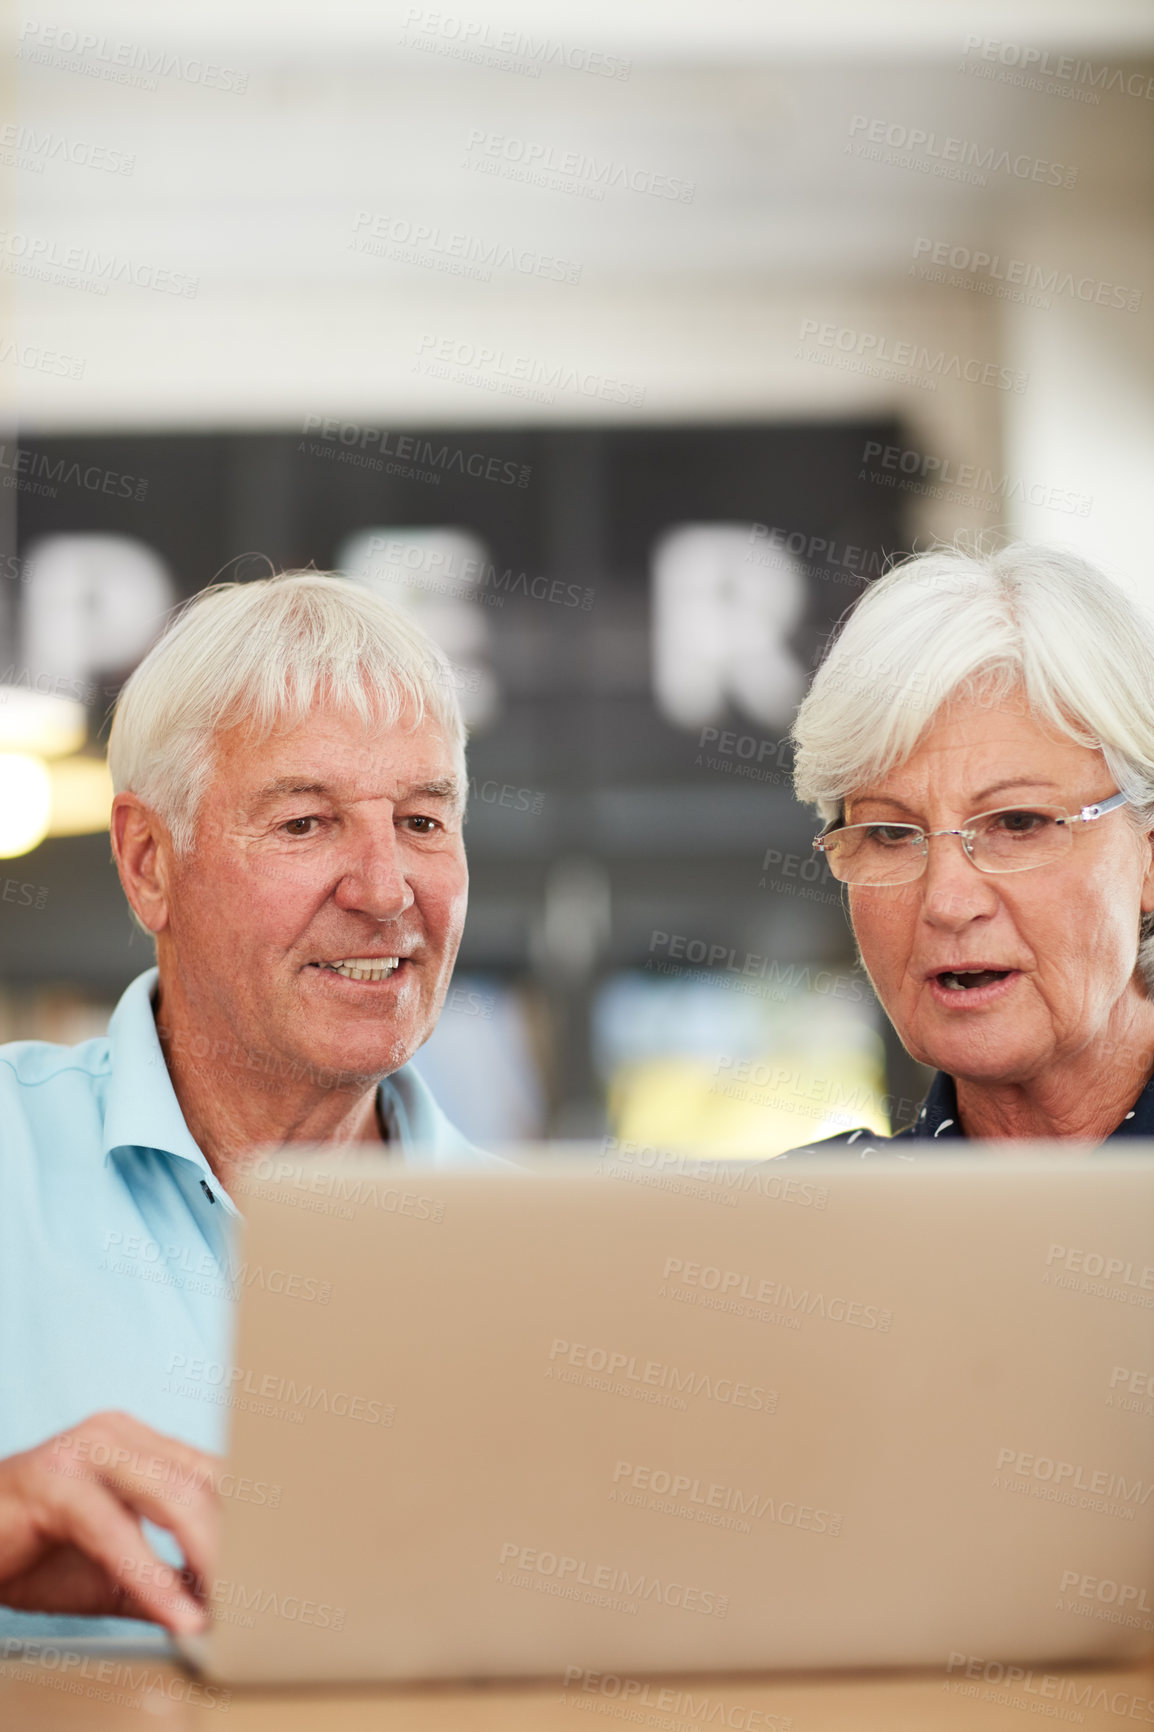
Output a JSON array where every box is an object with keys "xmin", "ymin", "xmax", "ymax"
[{"xmin": 927, "ymin": 968, "xmax": 1019, "ymax": 1008}]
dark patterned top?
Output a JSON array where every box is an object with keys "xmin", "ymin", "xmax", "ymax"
[{"xmin": 779, "ymin": 1067, "xmax": 1154, "ymax": 1158}]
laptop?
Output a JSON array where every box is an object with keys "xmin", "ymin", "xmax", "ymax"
[{"xmin": 178, "ymin": 1149, "xmax": 1154, "ymax": 1684}]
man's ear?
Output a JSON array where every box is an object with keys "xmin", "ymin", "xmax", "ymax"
[{"xmin": 110, "ymin": 793, "xmax": 173, "ymax": 934}]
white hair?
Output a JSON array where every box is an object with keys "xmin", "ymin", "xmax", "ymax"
[
  {"xmin": 791, "ymin": 542, "xmax": 1154, "ymax": 989},
  {"xmin": 108, "ymin": 570, "xmax": 467, "ymax": 855}
]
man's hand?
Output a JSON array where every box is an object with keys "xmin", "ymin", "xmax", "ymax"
[{"xmin": 0, "ymin": 1412, "xmax": 220, "ymax": 1633}]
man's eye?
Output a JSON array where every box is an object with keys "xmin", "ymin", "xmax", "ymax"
[
  {"xmin": 404, "ymin": 815, "xmax": 442, "ymax": 834},
  {"xmin": 281, "ymin": 816, "xmax": 321, "ymax": 836}
]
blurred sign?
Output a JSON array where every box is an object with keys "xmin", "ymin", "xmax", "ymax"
[
  {"xmin": 21, "ymin": 535, "xmax": 175, "ymax": 696},
  {"xmin": 339, "ymin": 527, "xmax": 498, "ymax": 729},
  {"xmin": 651, "ymin": 523, "xmax": 806, "ymax": 731}
]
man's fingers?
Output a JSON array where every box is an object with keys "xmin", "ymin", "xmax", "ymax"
[
  {"xmin": 47, "ymin": 1413, "xmax": 220, "ymax": 1599},
  {"xmin": 38, "ymin": 1478, "xmax": 207, "ymax": 1633}
]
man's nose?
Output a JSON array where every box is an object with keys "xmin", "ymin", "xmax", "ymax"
[
  {"xmin": 919, "ymin": 830, "xmax": 1000, "ymax": 927},
  {"xmin": 333, "ymin": 828, "xmax": 414, "ymax": 921}
]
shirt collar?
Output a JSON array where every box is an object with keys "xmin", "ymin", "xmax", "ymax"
[{"xmin": 103, "ymin": 967, "xmax": 220, "ymax": 1180}]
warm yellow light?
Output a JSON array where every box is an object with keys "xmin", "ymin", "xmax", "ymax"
[
  {"xmin": 48, "ymin": 756, "xmax": 115, "ymax": 838},
  {"xmin": 0, "ymin": 688, "xmax": 86, "ymax": 758},
  {"xmin": 0, "ymin": 753, "xmax": 53, "ymax": 858}
]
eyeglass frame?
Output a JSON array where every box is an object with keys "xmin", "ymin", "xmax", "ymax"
[{"xmin": 812, "ymin": 789, "xmax": 1131, "ymax": 885}]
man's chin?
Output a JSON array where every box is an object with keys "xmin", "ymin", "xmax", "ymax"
[{"xmin": 294, "ymin": 1037, "xmax": 416, "ymax": 1087}]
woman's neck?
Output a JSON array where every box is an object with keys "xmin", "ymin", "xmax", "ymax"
[{"xmin": 954, "ymin": 1004, "xmax": 1154, "ymax": 1142}]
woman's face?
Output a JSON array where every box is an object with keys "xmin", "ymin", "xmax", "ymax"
[{"xmin": 846, "ymin": 693, "xmax": 1154, "ymax": 1086}]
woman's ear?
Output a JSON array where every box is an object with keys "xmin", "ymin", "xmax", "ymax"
[{"xmin": 110, "ymin": 793, "xmax": 172, "ymax": 934}]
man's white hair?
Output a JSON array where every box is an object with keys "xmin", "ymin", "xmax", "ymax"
[
  {"xmin": 108, "ymin": 570, "xmax": 467, "ymax": 855},
  {"xmin": 791, "ymin": 541, "xmax": 1154, "ymax": 989}
]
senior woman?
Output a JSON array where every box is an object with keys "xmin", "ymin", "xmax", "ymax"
[{"xmin": 784, "ymin": 542, "xmax": 1154, "ymax": 1152}]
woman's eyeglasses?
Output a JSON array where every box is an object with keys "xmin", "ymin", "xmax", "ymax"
[{"xmin": 813, "ymin": 791, "xmax": 1130, "ymax": 888}]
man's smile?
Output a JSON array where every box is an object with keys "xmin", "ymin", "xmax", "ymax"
[{"xmin": 306, "ymin": 957, "xmax": 405, "ymax": 983}]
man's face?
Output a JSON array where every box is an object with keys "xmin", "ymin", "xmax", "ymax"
[{"xmin": 156, "ymin": 703, "xmax": 468, "ymax": 1082}]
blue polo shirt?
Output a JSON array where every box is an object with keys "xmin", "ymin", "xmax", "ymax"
[{"xmin": 0, "ymin": 967, "xmax": 495, "ymax": 1645}]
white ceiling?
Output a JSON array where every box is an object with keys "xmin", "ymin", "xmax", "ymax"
[
  {"xmin": 19, "ymin": 0, "xmax": 1154, "ymax": 57},
  {"xmin": 10, "ymin": 0, "xmax": 1154, "ymax": 426}
]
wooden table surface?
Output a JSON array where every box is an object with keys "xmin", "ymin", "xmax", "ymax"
[{"xmin": 2, "ymin": 1653, "xmax": 1153, "ymax": 1731}]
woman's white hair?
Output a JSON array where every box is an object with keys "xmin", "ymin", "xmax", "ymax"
[
  {"xmin": 792, "ymin": 541, "xmax": 1154, "ymax": 989},
  {"xmin": 108, "ymin": 570, "xmax": 467, "ymax": 855}
]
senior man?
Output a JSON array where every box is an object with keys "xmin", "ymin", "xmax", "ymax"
[{"xmin": 0, "ymin": 571, "xmax": 497, "ymax": 1638}]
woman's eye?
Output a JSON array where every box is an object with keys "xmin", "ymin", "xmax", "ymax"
[
  {"xmin": 866, "ymin": 824, "xmax": 914, "ymax": 846},
  {"xmin": 993, "ymin": 809, "xmax": 1048, "ymax": 834}
]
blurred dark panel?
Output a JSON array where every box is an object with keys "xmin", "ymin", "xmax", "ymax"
[{"xmin": 13, "ymin": 421, "xmax": 910, "ymax": 1126}]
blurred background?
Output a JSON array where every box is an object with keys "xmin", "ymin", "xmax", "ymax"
[{"xmin": 3, "ymin": 0, "xmax": 1153, "ymax": 1151}]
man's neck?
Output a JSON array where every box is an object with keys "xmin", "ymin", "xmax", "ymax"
[{"xmin": 153, "ymin": 1006, "xmax": 387, "ymax": 1192}]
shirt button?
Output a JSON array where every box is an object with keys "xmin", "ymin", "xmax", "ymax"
[{"xmin": 200, "ymin": 1178, "xmax": 216, "ymax": 1204}]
